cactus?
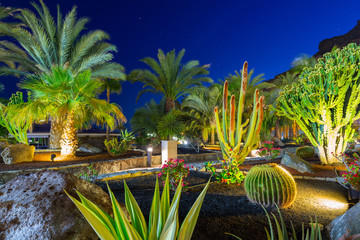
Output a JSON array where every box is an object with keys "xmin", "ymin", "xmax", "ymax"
[
  {"xmin": 296, "ymin": 146, "xmax": 315, "ymax": 160},
  {"xmin": 277, "ymin": 43, "xmax": 360, "ymax": 164},
  {"xmin": 0, "ymin": 91, "xmax": 32, "ymax": 144},
  {"xmin": 214, "ymin": 61, "xmax": 264, "ymax": 165},
  {"xmin": 244, "ymin": 163, "xmax": 297, "ymax": 208}
]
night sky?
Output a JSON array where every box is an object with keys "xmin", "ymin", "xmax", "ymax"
[{"xmin": 1, "ymin": 0, "xmax": 360, "ymax": 129}]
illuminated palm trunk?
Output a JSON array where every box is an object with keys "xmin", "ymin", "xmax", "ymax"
[
  {"xmin": 49, "ymin": 118, "xmax": 63, "ymax": 149},
  {"xmin": 165, "ymin": 98, "xmax": 175, "ymax": 114},
  {"xmin": 60, "ymin": 113, "xmax": 78, "ymax": 158}
]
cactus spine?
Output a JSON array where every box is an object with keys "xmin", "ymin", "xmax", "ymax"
[
  {"xmin": 214, "ymin": 62, "xmax": 264, "ymax": 164},
  {"xmin": 244, "ymin": 163, "xmax": 297, "ymax": 208},
  {"xmin": 295, "ymin": 146, "xmax": 315, "ymax": 160},
  {"xmin": 277, "ymin": 43, "xmax": 360, "ymax": 164}
]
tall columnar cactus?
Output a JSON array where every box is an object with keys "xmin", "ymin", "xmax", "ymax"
[
  {"xmin": 0, "ymin": 92, "xmax": 32, "ymax": 144},
  {"xmin": 277, "ymin": 43, "xmax": 360, "ymax": 164},
  {"xmin": 244, "ymin": 163, "xmax": 297, "ymax": 208},
  {"xmin": 214, "ymin": 61, "xmax": 264, "ymax": 165}
]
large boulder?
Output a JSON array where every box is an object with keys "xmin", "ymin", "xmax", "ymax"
[
  {"xmin": 271, "ymin": 137, "xmax": 285, "ymax": 147},
  {"xmin": 326, "ymin": 202, "xmax": 360, "ymax": 240},
  {"xmin": 78, "ymin": 143, "xmax": 102, "ymax": 153},
  {"xmin": 281, "ymin": 152, "xmax": 315, "ymax": 173},
  {"xmin": 1, "ymin": 143, "xmax": 35, "ymax": 164},
  {"xmin": 0, "ymin": 171, "xmax": 126, "ymax": 240}
]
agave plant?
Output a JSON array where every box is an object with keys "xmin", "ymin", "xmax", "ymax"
[{"xmin": 66, "ymin": 175, "xmax": 210, "ymax": 240}]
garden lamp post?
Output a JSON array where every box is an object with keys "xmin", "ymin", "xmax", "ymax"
[{"xmin": 147, "ymin": 147, "xmax": 153, "ymax": 167}]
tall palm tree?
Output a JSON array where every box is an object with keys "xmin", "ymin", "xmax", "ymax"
[
  {"xmin": 0, "ymin": 5, "xmax": 19, "ymax": 36},
  {"xmin": 0, "ymin": 0, "xmax": 125, "ymax": 148},
  {"xmin": 101, "ymin": 77, "xmax": 124, "ymax": 139},
  {"xmin": 130, "ymin": 49, "xmax": 212, "ymax": 113},
  {"xmin": 19, "ymin": 67, "xmax": 126, "ymax": 158},
  {"xmin": 182, "ymin": 84, "xmax": 221, "ymax": 144}
]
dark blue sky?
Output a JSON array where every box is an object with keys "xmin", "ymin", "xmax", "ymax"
[{"xmin": 2, "ymin": 0, "xmax": 360, "ymax": 128}]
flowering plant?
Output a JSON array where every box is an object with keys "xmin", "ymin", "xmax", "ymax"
[
  {"xmin": 294, "ymin": 134, "xmax": 310, "ymax": 146},
  {"xmin": 257, "ymin": 141, "xmax": 281, "ymax": 161},
  {"xmin": 205, "ymin": 160, "xmax": 245, "ymax": 185},
  {"xmin": 158, "ymin": 159, "xmax": 190, "ymax": 191},
  {"xmin": 333, "ymin": 152, "xmax": 360, "ymax": 191}
]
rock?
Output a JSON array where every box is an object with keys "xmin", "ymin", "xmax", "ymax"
[
  {"xmin": 326, "ymin": 202, "xmax": 360, "ymax": 240},
  {"xmin": 278, "ymin": 147, "xmax": 297, "ymax": 158},
  {"xmin": 0, "ymin": 140, "xmax": 9, "ymax": 152},
  {"xmin": 281, "ymin": 152, "xmax": 315, "ymax": 173},
  {"xmin": 0, "ymin": 171, "xmax": 128, "ymax": 240},
  {"xmin": 1, "ymin": 143, "xmax": 35, "ymax": 164},
  {"xmin": 78, "ymin": 143, "xmax": 102, "ymax": 153},
  {"xmin": 271, "ymin": 137, "xmax": 285, "ymax": 147},
  {"xmin": 248, "ymin": 149, "xmax": 261, "ymax": 157}
]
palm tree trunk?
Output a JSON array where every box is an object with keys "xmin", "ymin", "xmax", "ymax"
[
  {"xmin": 275, "ymin": 118, "xmax": 280, "ymax": 138},
  {"xmin": 211, "ymin": 127, "xmax": 215, "ymax": 145},
  {"xmin": 106, "ymin": 87, "xmax": 110, "ymax": 140},
  {"xmin": 60, "ymin": 113, "xmax": 78, "ymax": 158},
  {"xmin": 165, "ymin": 98, "xmax": 175, "ymax": 114},
  {"xmin": 49, "ymin": 117, "xmax": 63, "ymax": 149}
]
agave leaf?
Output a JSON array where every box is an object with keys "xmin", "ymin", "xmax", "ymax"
[
  {"xmin": 177, "ymin": 179, "xmax": 210, "ymax": 240},
  {"xmin": 263, "ymin": 206, "xmax": 275, "ymax": 240},
  {"xmin": 161, "ymin": 178, "xmax": 183, "ymax": 236},
  {"xmin": 65, "ymin": 190, "xmax": 116, "ymax": 240},
  {"xmin": 76, "ymin": 190, "xmax": 117, "ymax": 237},
  {"xmin": 160, "ymin": 174, "xmax": 170, "ymax": 224},
  {"xmin": 124, "ymin": 180, "xmax": 148, "ymax": 239},
  {"xmin": 225, "ymin": 232, "xmax": 243, "ymax": 240},
  {"xmin": 159, "ymin": 219, "xmax": 177, "ymax": 240},
  {"xmin": 271, "ymin": 212, "xmax": 284, "ymax": 240},
  {"xmin": 148, "ymin": 177, "xmax": 161, "ymax": 240},
  {"xmin": 107, "ymin": 183, "xmax": 142, "ymax": 240}
]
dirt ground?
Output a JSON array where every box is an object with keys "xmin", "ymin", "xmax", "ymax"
[{"xmin": 98, "ymin": 171, "xmax": 350, "ymax": 240}]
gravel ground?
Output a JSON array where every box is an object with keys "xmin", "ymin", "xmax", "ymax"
[{"xmin": 97, "ymin": 171, "xmax": 349, "ymax": 240}]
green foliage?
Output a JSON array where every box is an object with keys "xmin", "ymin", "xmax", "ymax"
[
  {"xmin": 130, "ymin": 49, "xmax": 212, "ymax": 113},
  {"xmin": 244, "ymin": 163, "xmax": 297, "ymax": 208},
  {"xmin": 205, "ymin": 160, "xmax": 245, "ymax": 185},
  {"xmin": 66, "ymin": 174, "xmax": 210, "ymax": 240},
  {"xmin": 104, "ymin": 130, "xmax": 134, "ymax": 156},
  {"xmin": 0, "ymin": 0, "xmax": 125, "ymax": 80},
  {"xmin": 277, "ymin": 43, "xmax": 360, "ymax": 164},
  {"xmin": 214, "ymin": 62, "xmax": 264, "ymax": 165},
  {"xmin": 76, "ymin": 165, "xmax": 99, "ymax": 183},
  {"xmin": 294, "ymin": 134, "xmax": 310, "ymax": 146},
  {"xmin": 296, "ymin": 146, "xmax": 315, "ymax": 160},
  {"xmin": 227, "ymin": 205, "xmax": 322, "ymax": 240},
  {"xmin": 0, "ymin": 91, "xmax": 32, "ymax": 144},
  {"xmin": 157, "ymin": 110, "xmax": 184, "ymax": 140},
  {"xmin": 158, "ymin": 159, "xmax": 190, "ymax": 191}
]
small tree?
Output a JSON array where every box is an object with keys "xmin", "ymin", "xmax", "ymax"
[{"xmin": 277, "ymin": 43, "xmax": 360, "ymax": 164}]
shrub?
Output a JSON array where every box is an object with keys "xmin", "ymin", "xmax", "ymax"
[
  {"xmin": 244, "ymin": 163, "xmax": 297, "ymax": 208},
  {"xmin": 257, "ymin": 141, "xmax": 281, "ymax": 161},
  {"xmin": 76, "ymin": 165, "xmax": 98, "ymax": 183},
  {"xmin": 205, "ymin": 160, "xmax": 245, "ymax": 185},
  {"xmin": 66, "ymin": 175, "xmax": 210, "ymax": 240},
  {"xmin": 158, "ymin": 159, "xmax": 190, "ymax": 191},
  {"xmin": 296, "ymin": 146, "xmax": 315, "ymax": 160},
  {"xmin": 104, "ymin": 130, "xmax": 134, "ymax": 156},
  {"xmin": 333, "ymin": 152, "xmax": 360, "ymax": 191},
  {"xmin": 294, "ymin": 134, "xmax": 310, "ymax": 146}
]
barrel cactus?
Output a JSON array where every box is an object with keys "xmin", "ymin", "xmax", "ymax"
[
  {"xmin": 296, "ymin": 146, "xmax": 315, "ymax": 160},
  {"xmin": 244, "ymin": 163, "xmax": 297, "ymax": 208}
]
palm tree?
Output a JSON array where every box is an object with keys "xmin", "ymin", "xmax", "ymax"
[
  {"xmin": 182, "ymin": 84, "xmax": 221, "ymax": 144},
  {"xmin": 19, "ymin": 67, "xmax": 126, "ymax": 158},
  {"xmin": 101, "ymin": 77, "xmax": 124, "ymax": 139},
  {"xmin": 0, "ymin": 0, "xmax": 125, "ymax": 148},
  {"xmin": 0, "ymin": 5, "xmax": 19, "ymax": 36},
  {"xmin": 130, "ymin": 49, "xmax": 212, "ymax": 113}
]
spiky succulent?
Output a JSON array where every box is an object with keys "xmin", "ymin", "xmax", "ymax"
[
  {"xmin": 244, "ymin": 163, "xmax": 297, "ymax": 208},
  {"xmin": 296, "ymin": 146, "xmax": 315, "ymax": 160},
  {"xmin": 214, "ymin": 62, "xmax": 264, "ymax": 165}
]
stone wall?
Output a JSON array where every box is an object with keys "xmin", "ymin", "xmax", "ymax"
[{"xmin": 0, "ymin": 153, "xmax": 219, "ymax": 185}]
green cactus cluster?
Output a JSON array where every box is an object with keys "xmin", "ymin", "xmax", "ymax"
[
  {"xmin": 214, "ymin": 62, "xmax": 264, "ymax": 165},
  {"xmin": 277, "ymin": 43, "xmax": 360, "ymax": 164},
  {"xmin": 244, "ymin": 163, "xmax": 297, "ymax": 208},
  {"xmin": 0, "ymin": 91, "xmax": 32, "ymax": 144},
  {"xmin": 296, "ymin": 146, "xmax": 315, "ymax": 160}
]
